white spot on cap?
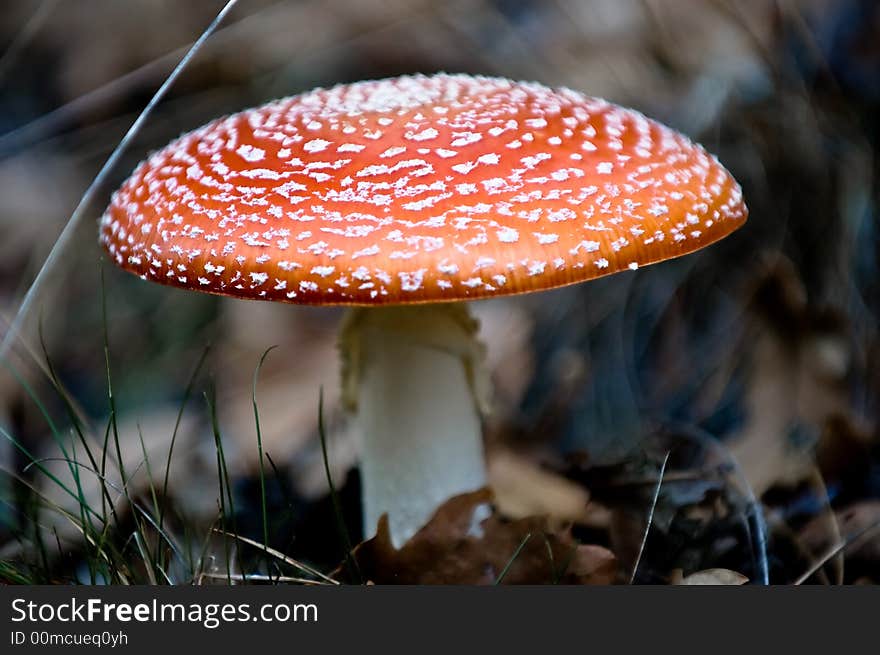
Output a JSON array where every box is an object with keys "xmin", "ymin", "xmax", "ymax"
[
  {"xmin": 380, "ymin": 146, "xmax": 407, "ymax": 158},
  {"xmin": 571, "ymin": 240, "xmax": 600, "ymax": 254},
  {"xmin": 452, "ymin": 161, "xmax": 478, "ymax": 175},
  {"xmin": 236, "ymin": 145, "xmax": 265, "ymax": 162},
  {"xmin": 353, "ymin": 245, "xmax": 380, "ymax": 259},
  {"xmin": 399, "ymin": 269, "xmax": 426, "ymax": 291},
  {"xmin": 407, "ymin": 127, "xmax": 439, "ymax": 141},
  {"xmin": 527, "ymin": 261, "xmax": 546, "ymax": 276},
  {"xmin": 497, "ymin": 227, "xmax": 519, "ymax": 243},
  {"xmin": 535, "ymin": 233, "xmax": 559, "ymax": 245},
  {"xmin": 304, "ymin": 139, "xmax": 331, "ymax": 153},
  {"xmin": 451, "ymin": 132, "xmax": 482, "ymax": 146},
  {"xmin": 249, "ymin": 272, "xmax": 269, "ymax": 285}
]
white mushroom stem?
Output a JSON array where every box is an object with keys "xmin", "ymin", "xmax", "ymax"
[{"xmin": 340, "ymin": 302, "xmax": 490, "ymax": 548}]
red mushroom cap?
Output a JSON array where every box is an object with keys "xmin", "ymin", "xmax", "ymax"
[{"xmin": 101, "ymin": 74, "xmax": 747, "ymax": 305}]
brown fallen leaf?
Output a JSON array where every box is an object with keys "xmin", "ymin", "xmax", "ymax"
[
  {"xmin": 335, "ymin": 489, "xmax": 617, "ymax": 584},
  {"xmin": 488, "ymin": 448, "xmax": 592, "ymax": 524},
  {"xmin": 672, "ymin": 568, "xmax": 749, "ymax": 585}
]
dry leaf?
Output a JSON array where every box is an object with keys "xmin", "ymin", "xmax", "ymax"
[
  {"xmin": 335, "ymin": 489, "xmax": 617, "ymax": 584},
  {"xmin": 674, "ymin": 568, "xmax": 749, "ymax": 585},
  {"xmin": 488, "ymin": 448, "xmax": 591, "ymax": 523}
]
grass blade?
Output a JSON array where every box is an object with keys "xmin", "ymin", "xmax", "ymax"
[
  {"xmin": 495, "ymin": 533, "xmax": 532, "ymax": 585},
  {"xmin": 212, "ymin": 529, "xmax": 336, "ymax": 585},
  {"xmin": 317, "ymin": 387, "xmax": 361, "ymax": 583},
  {"xmin": 159, "ymin": 345, "xmax": 210, "ymax": 531},
  {"xmin": 252, "ymin": 346, "xmax": 277, "ymax": 566}
]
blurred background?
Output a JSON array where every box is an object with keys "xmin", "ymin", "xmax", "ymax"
[{"xmin": 0, "ymin": 0, "xmax": 877, "ymax": 584}]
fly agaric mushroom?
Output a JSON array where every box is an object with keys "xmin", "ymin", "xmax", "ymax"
[{"xmin": 100, "ymin": 74, "xmax": 747, "ymax": 547}]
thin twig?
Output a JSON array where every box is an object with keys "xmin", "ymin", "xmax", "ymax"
[
  {"xmin": 212, "ymin": 529, "xmax": 338, "ymax": 585},
  {"xmin": 198, "ymin": 572, "xmax": 327, "ymax": 585},
  {"xmin": 629, "ymin": 451, "xmax": 670, "ymax": 584},
  {"xmin": 794, "ymin": 517, "xmax": 880, "ymax": 585},
  {"xmin": 0, "ymin": 0, "xmax": 240, "ymax": 361}
]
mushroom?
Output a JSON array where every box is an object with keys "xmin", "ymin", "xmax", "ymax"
[{"xmin": 100, "ymin": 74, "xmax": 747, "ymax": 547}]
